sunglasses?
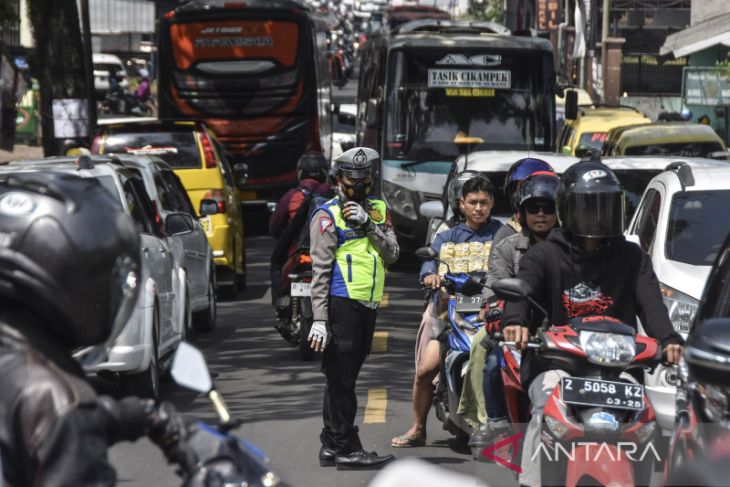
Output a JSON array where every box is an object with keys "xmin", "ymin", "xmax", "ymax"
[{"xmin": 525, "ymin": 201, "xmax": 556, "ymax": 215}]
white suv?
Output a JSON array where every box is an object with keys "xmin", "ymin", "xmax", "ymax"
[{"xmin": 626, "ymin": 158, "xmax": 730, "ymax": 431}]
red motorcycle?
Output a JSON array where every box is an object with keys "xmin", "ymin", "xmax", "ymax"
[{"xmin": 492, "ymin": 278, "xmax": 663, "ymax": 487}]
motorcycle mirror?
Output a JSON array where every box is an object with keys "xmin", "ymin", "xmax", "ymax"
[
  {"xmin": 415, "ymin": 246, "xmax": 438, "ymax": 261},
  {"xmin": 460, "ymin": 276, "xmax": 483, "ymax": 296},
  {"xmin": 685, "ymin": 318, "xmax": 730, "ymax": 386},
  {"xmin": 171, "ymin": 341, "xmax": 213, "ymax": 394}
]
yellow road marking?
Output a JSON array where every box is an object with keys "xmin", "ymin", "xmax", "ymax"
[
  {"xmin": 380, "ymin": 292, "xmax": 389, "ymax": 308},
  {"xmin": 363, "ymin": 388, "xmax": 387, "ymax": 424},
  {"xmin": 371, "ymin": 331, "xmax": 388, "ymax": 353}
]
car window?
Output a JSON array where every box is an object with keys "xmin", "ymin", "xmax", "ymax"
[
  {"xmin": 153, "ymin": 172, "xmax": 178, "ymax": 212},
  {"xmin": 577, "ymin": 132, "xmax": 606, "ymax": 152},
  {"xmin": 96, "ymin": 175, "xmax": 119, "ymax": 199},
  {"xmin": 624, "ymin": 142, "xmax": 724, "ymax": 158},
  {"xmin": 161, "ymin": 171, "xmax": 197, "ymax": 216},
  {"xmin": 666, "ymin": 190, "xmax": 730, "ymax": 266},
  {"xmin": 696, "ymin": 246, "xmax": 730, "ymax": 326},
  {"xmin": 634, "ymin": 188, "xmax": 661, "ymax": 252},
  {"xmin": 122, "ymin": 179, "xmax": 155, "ymax": 235},
  {"xmin": 213, "ymin": 139, "xmax": 236, "ymax": 188},
  {"xmin": 100, "ymin": 131, "xmax": 203, "ymax": 169}
]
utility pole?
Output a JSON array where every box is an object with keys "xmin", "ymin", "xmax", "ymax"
[
  {"xmin": 79, "ymin": 0, "xmax": 97, "ymax": 145},
  {"xmin": 601, "ymin": 0, "xmax": 609, "ymax": 43}
]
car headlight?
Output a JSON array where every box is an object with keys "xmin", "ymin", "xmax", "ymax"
[
  {"xmin": 381, "ymin": 180, "xmax": 418, "ymax": 220},
  {"xmin": 579, "ymin": 331, "xmax": 636, "ymax": 366},
  {"xmin": 660, "ymin": 284, "xmax": 698, "ymax": 336},
  {"xmin": 700, "ymin": 383, "xmax": 729, "ymax": 423}
]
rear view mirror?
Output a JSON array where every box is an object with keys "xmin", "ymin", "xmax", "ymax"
[
  {"xmin": 200, "ymin": 199, "xmax": 219, "ymax": 216},
  {"xmin": 415, "ymin": 246, "xmax": 438, "ymax": 261},
  {"xmin": 171, "ymin": 342, "xmax": 213, "ymax": 394},
  {"xmin": 419, "ymin": 200, "xmax": 444, "ymax": 219},
  {"xmin": 684, "ymin": 318, "xmax": 730, "ymax": 386},
  {"xmin": 565, "ymin": 89, "xmax": 578, "ymax": 121},
  {"xmin": 165, "ymin": 213, "xmax": 195, "ymax": 236}
]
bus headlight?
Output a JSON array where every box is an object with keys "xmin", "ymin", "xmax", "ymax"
[{"xmin": 382, "ymin": 180, "xmax": 418, "ymax": 220}]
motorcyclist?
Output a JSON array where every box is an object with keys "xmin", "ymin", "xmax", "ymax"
[
  {"xmin": 462, "ymin": 169, "xmax": 560, "ymax": 452},
  {"xmin": 0, "ymin": 172, "xmax": 186, "ymax": 486},
  {"xmin": 269, "ymin": 151, "xmax": 331, "ymax": 319},
  {"xmin": 493, "ymin": 158, "xmax": 556, "ymax": 244},
  {"xmin": 130, "ymin": 68, "xmax": 151, "ymax": 116},
  {"xmin": 501, "ymin": 160, "xmax": 684, "ymax": 487},
  {"xmin": 308, "ymin": 147, "xmax": 398, "ymax": 469},
  {"xmin": 391, "ymin": 175, "xmax": 502, "ymax": 448}
]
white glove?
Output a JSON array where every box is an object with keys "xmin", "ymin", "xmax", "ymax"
[
  {"xmin": 308, "ymin": 320, "xmax": 330, "ymax": 351},
  {"xmin": 343, "ymin": 201, "xmax": 369, "ymax": 226}
]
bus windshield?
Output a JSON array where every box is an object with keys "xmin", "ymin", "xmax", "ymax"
[{"xmin": 384, "ymin": 49, "xmax": 552, "ymax": 161}]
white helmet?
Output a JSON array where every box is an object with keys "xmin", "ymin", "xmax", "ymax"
[{"xmin": 138, "ymin": 68, "xmax": 149, "ymax": 78}]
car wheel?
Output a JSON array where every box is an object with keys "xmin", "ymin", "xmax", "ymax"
[
  {"xmin": 121, "ymin": 307, "xmax": 160, "ymax": 400},
  {"xmin": 193, "ymin": 276, "xmax": 217, "ymax": 332}
]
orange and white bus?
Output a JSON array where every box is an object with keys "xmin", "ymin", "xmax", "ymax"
[{"xmin": 157, "ymin": 0, "xmax": 332, "ymax": 205}]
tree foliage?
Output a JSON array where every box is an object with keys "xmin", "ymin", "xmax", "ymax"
[{"xmin": 26, "ymin": 0, "xmax": 87, "ymax": 155}]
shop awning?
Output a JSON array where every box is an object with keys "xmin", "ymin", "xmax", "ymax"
[{"xmin": 660, "ymin": 12, "xmax": 730, "ymax": 58}]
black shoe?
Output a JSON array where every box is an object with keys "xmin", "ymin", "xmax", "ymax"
[
  {"xmin": 335, "ymin": 449, "xmax": 395, "ymax": 470},
  {"xmin": 319, "ymin": 446, "xmax": 336, "ymax": 467},
  {"xmin": 468, "ymin": 423, "xmax": 489, "ymax": 449}
]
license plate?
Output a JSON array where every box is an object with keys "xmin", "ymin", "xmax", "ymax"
[
  {"xmin": 200, "ymin": 216, "xmax": 211, "ymax": 234},
  {"xmin": 561, "ymin": 377, "xmax": 644, "ymax": 411},
  {"xmin": 455, "ymin": 293, "xmax": 483, "ymax": 312},
  {"xmin": 291, "ymin": 282, "xmax": 311, "ymax": 297}
]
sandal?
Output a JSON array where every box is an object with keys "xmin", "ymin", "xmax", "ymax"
[{"xmin": 390, "ymin": 434, "xmax": 426, "ymax": 448}]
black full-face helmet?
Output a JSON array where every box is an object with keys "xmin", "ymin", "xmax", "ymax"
[
  {"xmin": 557, "ymin": 161, "xmax": 625, "ymax": 238},
  {"xmin": 0, "ymin": 171, "xmax": 140, "ymax": 359},
  {"xmin": 504, "ymin": 158, "xmax": 555, "ymax": 211},
  {"xmin": 296, "ymin": 151, "xmax": 328, "ymax": 183}
]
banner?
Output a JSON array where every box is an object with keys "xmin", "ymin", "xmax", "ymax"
[{"xmin": 683, "ymin": 67, "xmax": 730, "ymax": 107}]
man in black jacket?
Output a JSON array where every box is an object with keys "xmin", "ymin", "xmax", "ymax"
[{"xmin": 501, "ymin": 161, "xmax": 683, "ymax": 487}]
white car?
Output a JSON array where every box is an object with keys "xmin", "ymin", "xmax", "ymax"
[
  {"xmin": 93, "ymin": 53, "xmax": 128, "ymax": 97},
  {"xmin": 625, "ymin": 157, "xmax": 730, "ymax": 431},
  {"xmin": 4, "ymin": 157, "xmax": 187, "ymax": 399}
]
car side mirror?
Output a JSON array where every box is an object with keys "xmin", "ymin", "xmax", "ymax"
[
  {"xmin": 419, "ymin": 200, "xmax": 444, "ymax": 219},
  {"xmin": 165, "ymin": 213, "xmax": 195, "ymax": 236},
  {"xmin": 366, "ymin": 98, "xmax": 380, "ymax": 127},
  {"xmin": 624, "ymin": 234, "xmax": 641, "ymax": 247},
  {"xmin": 684, "ymin": 318, "xmax": 730, "ymax": 386},
  {"xmin": 565, "ymin": 89, "xmax": 578, "ymax": 120},
  {"xmin": 574, "ymin": 145, "xmax": 591, "ymax": 159},
  {"xmin": 200, "ymin": 199, "xmax": 219, "ymax": 217}
]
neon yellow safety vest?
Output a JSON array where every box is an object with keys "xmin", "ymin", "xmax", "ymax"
[{"xmin": 319, "ymin": 197, "xmax": 388, "ymax": 302}]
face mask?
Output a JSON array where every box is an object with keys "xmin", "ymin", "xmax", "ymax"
[{"xmin": 340, "ymin": 181, "xmax": 370, "ymax": 202}]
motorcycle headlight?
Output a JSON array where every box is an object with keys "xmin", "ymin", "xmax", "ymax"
[
  {"xmin": 579, "ymin": 331, "xmax": 636, "ymax": 366},
  {"xmin": 660, "ymin": 284, "xmax": 698, "ymax": 336},
  {"xmin": 585, "ymin": 411, "xmax": 619, "ymax": 433},
  {"xmin": 381, "ymin": 180, "xmax": 418, "ymax": 221},
  {"xmin": 700, "ymin": 383, "xmax": 730, "ymax": 423}
]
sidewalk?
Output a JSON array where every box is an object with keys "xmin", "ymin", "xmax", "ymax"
[{"xmin": 0, "ymin": 144, "xmax": 44, "ymax": 163}]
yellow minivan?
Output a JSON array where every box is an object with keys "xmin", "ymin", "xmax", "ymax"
[
  {"xmin": 601, "ymin": 122, "xmax": 727, "ymax": 158},
  {"xmin": 93, "ymin": 120, "xmax": 246, "ymax": 297},
  {"xmin": 556, "ymin": 106, "xmax": 652, "ymax": 157}
]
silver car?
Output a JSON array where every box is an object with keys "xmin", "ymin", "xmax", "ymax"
[
  {"xmin": 3, "ymin": 157, "xmax": 186, "ymax": 399},
  {"xmin": 98, "ymin": 154, "xmax": 216, "ymax": 332}
]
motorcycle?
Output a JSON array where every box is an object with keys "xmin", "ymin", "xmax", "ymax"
[
  {"xmin": 99, "ymin": 90, "xmax": 155, "ymax": 117},
  {"xmin": 168, "ymin": 342, "xmax": 287, "ymax": 486},
  {"xmin": 276, "ymin": 246, "xmax": 315, "ymax": 361},
  {"xmin": 491, "ymin": 278, "xmax": 663, "ymax": 487},
  {"xmin": 415, "ymin": 247, "xmax": 486, "ymax": 443}
]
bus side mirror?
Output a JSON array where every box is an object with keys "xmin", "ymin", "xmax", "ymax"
[
  {"xmin": 565, "ymin": 90, "xmax": 578, "ymax": 121},
  {"xmin": 366, "ymin": 98, "xmax": 380, "ymax": 128}
]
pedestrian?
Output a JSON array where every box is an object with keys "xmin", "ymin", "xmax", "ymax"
[{"xmin": 308, "ymin": 147, "xmax": 399, "ymax": 469}]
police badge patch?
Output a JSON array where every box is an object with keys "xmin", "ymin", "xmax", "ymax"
[{"xmin": 352, "ymin": 149, "xmax": 368, "ymax": 167}]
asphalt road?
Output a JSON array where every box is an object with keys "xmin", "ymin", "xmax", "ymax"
[{"xmin": 107, "ymin": 234, "xmax": 517, "ymax": 487}]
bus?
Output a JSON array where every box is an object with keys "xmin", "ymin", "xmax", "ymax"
[
  {"xmin": 357, "ymin": 19, "xmax": 558, "ymax": 248},
  {"xmin": 157, "ymin": 0, "xmax": 332, "ymax": 205}
]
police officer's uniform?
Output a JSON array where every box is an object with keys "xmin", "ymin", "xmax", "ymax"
[{"xmin": 308, "ymin": 148, "xmax": 399, "ymax": 469}]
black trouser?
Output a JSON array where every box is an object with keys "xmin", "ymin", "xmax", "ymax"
[{"xmin": 320, "ymin": 296, "xmax": 377, "ymax": 454}]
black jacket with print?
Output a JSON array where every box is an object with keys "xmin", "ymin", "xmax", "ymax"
[{"xmin": 501, "ymin": 228, "xmax": 683, "ymax": 387}]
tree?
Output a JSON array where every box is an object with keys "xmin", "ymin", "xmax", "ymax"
[{"xmin": 26, "ymin": 0, "xmax": 88, "ymax": 156}]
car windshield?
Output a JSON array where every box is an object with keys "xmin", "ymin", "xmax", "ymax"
[
  {"xmin": 578, "ymin": 132, "xmax": 606, "ymax": 151},
  {"xmin": 101, "ymin": 131, "xmax": 202, "ymax": 169},
  {"xmin": 666, "ymin": 190, "xmax": 730, "ymax": 265},
  {"xmin": 384, "ymin": 48, "xmax": 552, "ymax": 161},
  {"xmin": 624, "ymin": 141, "xmax": 724, "ymax": 158}
]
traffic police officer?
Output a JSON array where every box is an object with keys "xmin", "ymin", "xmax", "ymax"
[{"xmin": 308, "ymin": 147, "xmax": 399, "ymax": 469}]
